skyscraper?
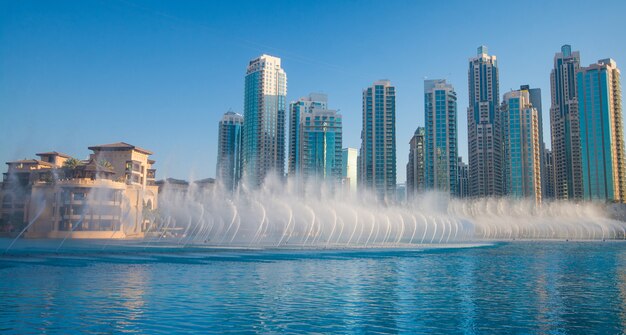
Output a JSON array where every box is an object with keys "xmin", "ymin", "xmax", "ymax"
[
  {"xmin": 544, "ymin": 149, "xmax": 555, "ymax": 199},
  {"xmin": 467, "ymin": 46, "xmax": 503, "ymax": 197},
  {"xmin": 550, "ymin": 45, "xmax": 583, "ymax": 200},
  {"xmin": 424, "ymin": 79, "xmax": 458, "ymax": 194},
  {"xmin": 298, "ymin": 107, "xmax": 343, "ymax": 185},
  {"xmin": 502, "ymin": 90, "xmax": 542, "ymax": 202},
  {"xmin": 216, "ymin": 111, "xmax": 244, "ymax": 192},
  {"xmin": 242, "ymin": 54, "xmax": 287, "ymax": 186},
  {"xmin": 520, "ymin": 85, "xmax": 548, "ymax": 198},
  {"xmin": 360, "ymin": 80, "xmax": 396, "ymax": 202},
  {"xmin": 578, "ymin": 58, "xmax": 625, "ymax": 202},
  {"xmin": 457, "ymin": 157, "xmax": 470, "ymax": 198},
  {"xmin": 288, "ymin": 94, "xmax": 328, "ymax": 179},
  {"xmin": 407, "ymin": 127, "xmax": 425, "ymax": 199},
  {"xmin": 342, "ymin": 148, "xmax": 358, "ymax": 193}
]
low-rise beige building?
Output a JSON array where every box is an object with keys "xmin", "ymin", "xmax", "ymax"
[{"xmin": 0, "ymin": 143, "xmax": 158, "ymax": 239}]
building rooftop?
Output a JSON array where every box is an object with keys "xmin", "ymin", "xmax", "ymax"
[
  {"xmin": 36, "ymin": 151, "xmax": 72, "ymax": 158},
  {"xmin": 6, "ymin": 159, "xmax": 55, "ymax": 167},
  {"xmin": 88, "ymin": 142, "xmax": 153, "ymax": 155}
]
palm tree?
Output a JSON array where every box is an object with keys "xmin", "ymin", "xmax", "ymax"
[
  {"xmin": 96, "ymin": 159, "xmax": 113, "ymax": 170},
  {"xmin": 62, "ymin": 157, "xmax": 81, "ymax": 169}
]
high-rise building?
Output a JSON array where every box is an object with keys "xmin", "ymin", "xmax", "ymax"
[
  {"xmin": 299, "ymin": 108, "xmax": 343, "ymax": 185},
  {"xmin": 467, "ymin": 46, "xmax": 503, "ymax": 197},
  {"xmin": 424, "ymin": 79, "xmax": 458, "ymax": 194},
  {"xmin": 342, "ymin": 148, "xmax": 358, "ymax": 193},
  {"xmin": 578, "ymin": 58, "xmax": 625, "ymax": 202},
  {"xmin": 544, "ymin": 148, "xmax": 555, "ymax": 199},
  {"xmin": 550, "ymin": 45, "xmax": 583, "ymax": 200},
  {"xmin": 520, "ymin": 85, "xmax": 548, "ymax": 198},
  {"xmin": 407, "ymin": 127, "xmax": 425, "ymax": 198},
  {"xmin": 502, "ymin": 90, "xmax": 542, "ymax": 202},
  {"xmin": 359, "ymin": 80, "xmax": 396, "ymax": 202},
  {"xmin": 216, "ymin": 111, "xmax": 243, "ymax": 192},
  {"xmin": 288, "ymin": 94, "xmax": 328, "ymax": 179},
  {"xmin": 457, "ymin": 157, "xmax": 470, "ymax": 198},
  {"xmin": 242, "ymin": 54, "xmax": 287, "ymax": 186}
]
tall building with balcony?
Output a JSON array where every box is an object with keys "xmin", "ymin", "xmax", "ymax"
[
  {"xmin": 342, "ymin": 148, "xmax": 358, "ymax": 193},
  {"xmin": 288, "ymin": 93, "xmax": 328, "ymax": 179},
  {"xmin": 0, "ymin": 143, "xmax": 158, "ymax": 238},
  {"xmin": 550, "ymin": 44, "xmax": 583, "ymax": 200},
  {"xmin": 467, "ymin": 46, "xmax": 503, "ymax": 197},
  {"xmin": 242, "ymin": 54, "xmax": 287, "ymax": 186},
  {"xmin": 359, "ymin": 80, "xmax": 396, "ymax": 202},
  {"xmin": 424, "ymin": 79, "xmax": 458, "ymax": 194},
  {"xmin": 216, "ymin": 111, "xmax": 243, "ymax": 192},
  {"xmin": 578, "ymin": 58, "xmax": 625, "ymax": 202},
  {"xmin": 407, "ymin": 127, "xmax": 425, "ymax": 199},
  {"xmin": 520, "ymin": 85, "xmax": 548, "ymax": 198},
  {"xmin": 502, "ymin": 90, "xmax": 542, "ymax": 202}
]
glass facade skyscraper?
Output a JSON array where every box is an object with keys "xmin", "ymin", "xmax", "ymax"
[
  {"xmin": 550, "ymin": 45, "xmax": 583, "ymax": 200},
  {"xmin": 406, "ymin": 127, "xmax": 425, "ymax": 199},
  {"xmin": 359, "ymin": 80, "xmax": 396, "ymax": 202},
  {"xmin": 424, "ymin": 79, "xmax": 458, "ymax": 194},
  {"xmin": 502, "ymin": 90, "xmax": 542, "ymax": 202},
  {"xmin": 578, "ymin": 58, "xmax": 625, "ymax": 202},
  {"xmin": 288, "ymin": 94, "xmax": 328, "ymax": 179},
  {"xmin": 299, "ymin": 107, "xmax": 343, "ymax": 185},
  {"xmin": 242, "ymin": 54, "xmax": 287, "ymax": 187},
  {"xmin": 467, "ymin": 46, "xmax": 503, "ymax": 197},
  {"xmin": 216, "ymin": 111, "xmax": 244, "ymax": 192}
]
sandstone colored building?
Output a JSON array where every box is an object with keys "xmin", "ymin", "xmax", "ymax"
[{"xmin": 0, "ymin": 143, "xmax": 158, "ymax": 238}]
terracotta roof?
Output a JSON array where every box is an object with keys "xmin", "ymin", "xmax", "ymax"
[
  {"xmin": 6, "ymin": 159, "xmax": 54, "ymax": 167},
  {"xmin": 88, "ymin": 142, "xmax": 153, "ymax": 155},
  {"xmin": 36, "ymin": 151, "xmax": 72, "ymax": 158}
]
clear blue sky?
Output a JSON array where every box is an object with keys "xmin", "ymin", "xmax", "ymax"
[{"xmin": 2, "ymin": 0, "xmax": 625, "ymax": 182}]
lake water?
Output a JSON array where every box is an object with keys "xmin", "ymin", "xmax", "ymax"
[{"xmin": 1, "ymin": 239, "xmax": 626, "ymax": 334}]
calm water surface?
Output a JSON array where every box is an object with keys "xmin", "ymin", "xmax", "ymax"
[{"xmin": 1, "ymin": 239, "xmax": 626, "ymax": 334}]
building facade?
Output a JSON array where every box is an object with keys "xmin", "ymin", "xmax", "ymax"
[
  {"xmin": 502, "ymin": 90, "xmax": 542, "ymax": 202},
  {"xmin": 544, "ymin": 149, "xmax": 555, "ymax": 199},
  {"xmin": 467, "ymin": 46, "xmax": 503, "ymax": 197},
  {"xmin": 288, "ymin": 94, "xmax": 329, "ymax": 180},
  {"xmin": 359, "ymin": 80, "xmax": 397, "ymax": 202},
  {"xmin": 242, "ymin": 54, "xmax": 287, "ymax": 186},
  {"xmin": 216, "ymin": 111, "xmax": 243, "ymax": 192},
  {"xmin": 407, "ymin": 127, "xmax": 425, "ymax": 199},
  {"xmin": 299, "ymin": 108, "xmax": 343, "ymax": 185},
  {"xmin": 578, "ymin": 58, "xmax": 625, "ymax": 202},
  {"xmin": 342, "ymin": 148, "xmax": 358, "ymax": 193},
  {"xmin": 550, "ymin": 44, "xmax": 583, "ymax": 200},
  {"xmin": 424, "ymin": 79, "xmax": 458, "ymax": 194},
  {"xmin": 457, "ymin": 157, "xmax": 470, "ymax": 198},
  {"xmin": 0, "ymin": 143, "xmax": 158, "ymax": 238}
]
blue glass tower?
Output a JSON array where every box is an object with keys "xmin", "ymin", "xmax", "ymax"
[
  {"xmin": 216, "ymin": 111, "xmax": 244, "ymax": 192},
  {"xmin": 424, "ymin": 79, "xmax": 458, "ymax": 195},
  {"xmin": 288, "ymin": 94, "xmax": 328, "ymax": 179},
  {"xmin": 578, "ymin": 58, "xmax": 625, "ymax": 202},
  {"xmin": 359, "ymin": 80, "xmax": 396, "ymax": 202}
]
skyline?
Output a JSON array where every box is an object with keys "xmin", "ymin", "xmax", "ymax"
[{"xmin": 2, "ymin": 0, "xmax": 626, "ymax": 182}]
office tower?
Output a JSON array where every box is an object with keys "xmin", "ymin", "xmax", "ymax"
[
  {"xmin": 578, "ymin": 58, "xmax": 625, "ymax": 202},
  {"xmin": 360, "ymin": 80, "xmax": 396, "ymax": 202},
  {"xmin": 299, "ymin": 108, "xmax": 343, "ymax": 184},
  {"xmin": 342, "ymin": 148, "xmax": 358, "ymax": 193},
  {"xmin": 457, "ymin": 157, "xmax": 470, "ymax": 198},
  {"xmin": 242, "ymin": 54, "xmax": 287, "ymax": 186},
  {"xmin": 502, "ymin": 90, "xmax": 542, "ymax": 202},
  {"xmin": 216, "ymin": 111, "xmax": 244, "ymax": 191},
  {"xmin": 520, "ymin": 85, "xmax": 548, "ymax": 198},
  {"xmin": 550, "ymin": 45, "xmax": 583, "ymax": 200},
  {"xmin": 544, "ymin": 148, "xmax": 555, "ymax": 199},
  {"xmin": 467, "ymin": 46, "xmax": 503, "ymax": 197},
  {"xmin": 424, "ymin": 79, "xmax": 458, "ymax": 194},
  {"xmin": 288, "ymin": 94, "xmax": 328, "ymax": 178},
  {"xmin": 407, "ymin": 127, "xmax": 425, "ymax": 199}
]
